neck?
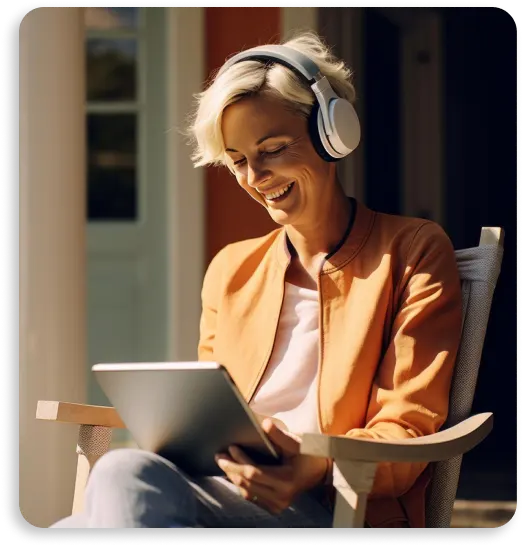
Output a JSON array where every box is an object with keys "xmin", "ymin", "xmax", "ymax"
[{"xmin": 285, "ymin": 182, "xmax": 353, "ymax": 270}]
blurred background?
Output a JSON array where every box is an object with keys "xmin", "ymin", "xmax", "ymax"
[{"xmin": 20, "ymin": 7, "xmax": 516, "ymax": 527}]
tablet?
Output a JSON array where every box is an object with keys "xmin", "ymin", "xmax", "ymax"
[{"xmin": 92, "ymin": 361, "xmax": 281, "ymax": 477}]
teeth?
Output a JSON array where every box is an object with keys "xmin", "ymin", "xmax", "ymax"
[{"xmin": 266, "ymin": 182, "xmax": 293, "ymax": 200}]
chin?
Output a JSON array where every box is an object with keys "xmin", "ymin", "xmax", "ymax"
[{"xmin": 267, "ymin": 209, "xmax": 297, "ymax": 227}]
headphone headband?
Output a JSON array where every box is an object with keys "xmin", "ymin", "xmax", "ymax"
[
  {"xmin": 216, "ymin": 43, "xmax": 361, "ymax": 161},
  {"xmin": 217, "ymin": 45, "xmax": 321, "ymax": 83}
]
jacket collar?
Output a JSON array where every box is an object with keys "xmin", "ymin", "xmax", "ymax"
[{"xmin": 274, "ymin": 198, "xmax": 375, "ymax": 273}]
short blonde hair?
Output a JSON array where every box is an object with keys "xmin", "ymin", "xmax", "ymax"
[{"xmin": 186, "ymin": 31, "xmax": 356, "ymax": 168}]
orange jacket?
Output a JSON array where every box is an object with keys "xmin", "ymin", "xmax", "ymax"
[{"xmin": 198, "ymin": 199, "xmax": 462, "ymax": 526}]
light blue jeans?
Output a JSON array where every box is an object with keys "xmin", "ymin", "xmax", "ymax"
[{"xmin": 52, "ymin": 448, "xmax": 333, "ymax": 528}]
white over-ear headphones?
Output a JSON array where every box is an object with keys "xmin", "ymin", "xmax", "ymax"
[{"xmin": 217, "ymin": 44, "xmax": 361, "ymax": 162}]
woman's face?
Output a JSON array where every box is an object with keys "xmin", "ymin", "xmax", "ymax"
[{"xmin": 221, "ymin": 93, "xmax": 336, "ymax": 227}]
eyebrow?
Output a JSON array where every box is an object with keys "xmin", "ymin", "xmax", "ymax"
[{"xmin": 225, "ymin": 134, "xmax": 287, "ymax": 153}]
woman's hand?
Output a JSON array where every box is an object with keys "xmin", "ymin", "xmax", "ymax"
[{"xmin": 215, "ymin": 418, "xmax": 329, "ymax": 514}]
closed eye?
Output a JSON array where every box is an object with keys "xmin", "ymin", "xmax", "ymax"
[
  {"xmin": 232, "ymin": 145, "xmax": 288, "ymax": 168},
  {"xmin": 263, "ymin": 145, "xmax": 287, "ymax": 158}
]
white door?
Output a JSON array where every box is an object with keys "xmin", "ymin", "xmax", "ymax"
[{"xmin": 85, "ymin": 8, "xmax": 168, "ymax": 442}]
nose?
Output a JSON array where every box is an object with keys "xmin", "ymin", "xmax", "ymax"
[{"xmin": 246, "ymin": 161, "xmax": 271, "ymax": 189}]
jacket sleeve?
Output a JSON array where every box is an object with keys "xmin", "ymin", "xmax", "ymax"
[
  {"xmin": 197, "ymin": 245, "xmax": 228, "ymax": 362},
  {"xmin": 345, "ymin": 222, "xmax": 463, "ymax": 498}
]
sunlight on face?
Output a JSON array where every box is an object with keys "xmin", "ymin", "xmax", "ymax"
[{"xmin": 221, "ymin": 93, "xmax": 335, "ymax": 227}]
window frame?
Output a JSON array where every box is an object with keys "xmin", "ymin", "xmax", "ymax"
[{"xmin": 85, "ymin": 7, "xmax": 146, "ymax": 224}]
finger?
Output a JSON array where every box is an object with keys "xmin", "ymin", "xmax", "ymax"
[
  {"xmin": 261, "ymin": 419, "xmax": 301, "ymax": 457},
  {"xmin": 216, "ymin": 453, "xmax": 273, "ymax": 485},
  {"xmin": 215, "ymin": 452, "xmax": 242, "ymax": 479},
  {"xmin": 255, "ymin": 414, "xmax": 288, "ymax": 432},
  {"xmin": 228, "ymin": 445, "xmax": 255, "ymax": 465},
  {"xmin": 216, "ymin": 454, "xmax": 296, "ymax": 513},
  {"xmin": 218, "ymin": 449, "xmax": 294, "ymax": 480},
  {"xmin": 217, "ymin": 454, "xmax": 295, "ymax": 495},
  {"xmin": 216, "ymin": 456, "xmax": 269, "ymax": 487}
]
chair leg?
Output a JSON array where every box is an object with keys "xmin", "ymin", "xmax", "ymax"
[
  {"xmin": 72, "ymin": 453, "xmax": 99, "ymax": 514},
  {"xmin": 332, "ymin": 460, "xmax": 377, "ymax": 528}
]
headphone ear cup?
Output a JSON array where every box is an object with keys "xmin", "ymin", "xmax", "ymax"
[{"xmin": 308, "ymin": 102, "xmax": 340, "ymax": 163}]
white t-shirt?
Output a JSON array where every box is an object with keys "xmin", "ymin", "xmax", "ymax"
[{"xmin": 249, "ymin": 282, "xmax": 320, "ymax": 434}]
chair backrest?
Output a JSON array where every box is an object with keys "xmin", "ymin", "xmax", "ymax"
[{"xmin": 425, "ymin": 227, "xmax": 504, "ymax": 527}]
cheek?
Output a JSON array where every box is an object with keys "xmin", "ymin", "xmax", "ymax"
[
  {"xmin": 275, "ymin": 147, "xmax": 325, "ymax": 179},
  {"xmin": 296, "ymin": 166, "xmax": 319, "ymax": 188},
  {"xmin": 305, "ymin": 160, "xmax": 331, "ymax": 187}
]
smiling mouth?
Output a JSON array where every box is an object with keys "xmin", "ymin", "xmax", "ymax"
[{"xmin": 263, "ymin": 182, "xmax": 295, "ymax": 203}]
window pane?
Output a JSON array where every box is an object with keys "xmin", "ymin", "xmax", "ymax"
[
  {"xmin": 87, "ymin": 39, "xmax": 137, "ymax": 101},
  {"xmin": 87, "ymin": 114, "xmax": 137, "ymax": 221},
  {"xmin": 85, "ymin": 7, "xmax": 139, "ymax": 30}
]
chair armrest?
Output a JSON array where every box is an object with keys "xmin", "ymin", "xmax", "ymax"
[
  {"xmin": 36, "ymin": 400, "xmax": 126, "ymax": 429},
  {"xmin": 300, "ymin": 412, "xmax": 493, "ymax": 463}
]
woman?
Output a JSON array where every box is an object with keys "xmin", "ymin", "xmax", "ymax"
[{"xmin": 53, "ymin": 31, "xmax": 462, "ymax": 528}]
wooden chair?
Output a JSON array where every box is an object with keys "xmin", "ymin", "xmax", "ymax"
[{"xmin": 36, "ymin": 227, "xmax": 504, "ymax": 527}]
